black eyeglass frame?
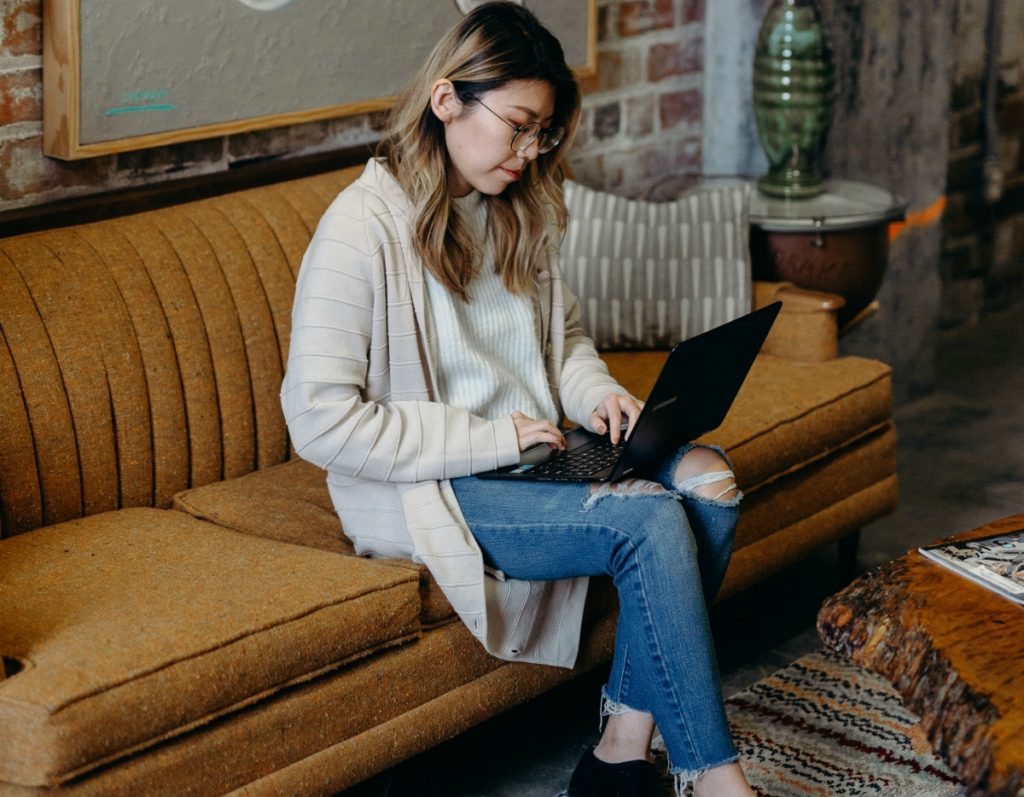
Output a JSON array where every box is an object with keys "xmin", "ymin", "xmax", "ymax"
[{"xmin": 464, "ymin": 93, "xmax": 565, "ymax": 155}]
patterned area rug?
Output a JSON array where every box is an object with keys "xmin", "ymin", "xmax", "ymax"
[
  {"xmin": 559, "ymin": 649, "xmax": 965, "ymax": 796},
  {"xmin": 719, "ymin": 649, "xmax": 965, "ymax": 796}
]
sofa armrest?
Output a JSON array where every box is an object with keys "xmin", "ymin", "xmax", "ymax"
[{"xmin": 754, "ymin": 281, "xmax": 846, "ymax": 361}]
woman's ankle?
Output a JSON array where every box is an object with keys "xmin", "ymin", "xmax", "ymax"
[
  {"xmin": 593, "ymin": 738, "xmax": 655, "ymax": 765},
  {"xmin": 691, "ymin": 762, "xmax": 755, "ymax": 797},
  {"xmin": 594, "ymin": 711, "xmax": 656, "ymax": 764}
]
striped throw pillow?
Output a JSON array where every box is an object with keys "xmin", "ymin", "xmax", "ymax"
[{"xmin": 560, "ymin": 180, "xmax": 752, "ymax": 350}]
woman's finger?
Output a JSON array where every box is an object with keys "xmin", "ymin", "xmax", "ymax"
[
  {"xmin": 529, "ymin": 427, "xmax": 565, "ymax": 450},
  {"xmin": 596, "ymin": 395, "xmax": 626, "ymax": 444},
  {"xmin": 623, "ymin": 396, "xmax": 643, "ymax": 439},
  {"xmin": 512, "ymin": 412, "xmax": 565, "ymax": 452}
]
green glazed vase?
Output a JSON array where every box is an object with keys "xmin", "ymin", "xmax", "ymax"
[{"xmin": 752, "ymin": 0, "xmax": 835, "ymax": 198}]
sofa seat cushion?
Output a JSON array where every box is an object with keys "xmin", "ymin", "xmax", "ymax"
[
  {"xmin": 601, "ymin": 352, "xmax": 892, "ymax": 490},
  {"xmin": 172, "ymin": 460, "xmax": 456, "ymax": 626},
  {"xmin": 173, "ymin": 353, "xmax": 891, "ymax": 634},
  {"xmin": 0, "ymin": 508, "xmax": 421, "ymax": 787},
  {"xmin": 0, "ymin": 612, "xmax": 617, "ymax": 797}
]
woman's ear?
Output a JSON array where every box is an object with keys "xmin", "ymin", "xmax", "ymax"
[{"xmin": 430, "ymin": 79, "xmax": 461, "ymax": 124}]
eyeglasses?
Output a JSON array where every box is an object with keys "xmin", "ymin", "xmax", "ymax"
[{"xmin": 466, "ymin": 94, "xmax": 565, "ymax": 155}]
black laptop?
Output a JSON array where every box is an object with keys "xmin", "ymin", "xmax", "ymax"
[{"xmin": 476, "ymin": 301, "xmax": 781, "ymax": 483}]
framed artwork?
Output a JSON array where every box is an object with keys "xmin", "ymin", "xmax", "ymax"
[{"xmin": 43, "ymin": 0, "xmax": 596, "ymax": 160}]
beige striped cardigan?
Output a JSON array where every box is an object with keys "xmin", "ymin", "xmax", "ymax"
[{"xmin": 281, "ymin": 160, "xmax": 629, "ymax": 668}]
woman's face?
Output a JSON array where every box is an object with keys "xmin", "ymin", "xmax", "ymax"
[{"xmin": 438, "ymin": 79, "xmax": 556, "ymax": 197}]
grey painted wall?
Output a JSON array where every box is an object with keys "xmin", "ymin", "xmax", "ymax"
[{"xmin": 704, "ymin": 0, "xmax": 959, "ymax": 403}]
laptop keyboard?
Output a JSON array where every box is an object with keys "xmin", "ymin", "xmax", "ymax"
[{"xmin": 528, "ymin": 440, "xmax": 624, "ymax": 479}]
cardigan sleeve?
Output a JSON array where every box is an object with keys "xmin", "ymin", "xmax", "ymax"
[{"xmin": 280, "ymin": 192, "xmax": 521, "ymax": 483}]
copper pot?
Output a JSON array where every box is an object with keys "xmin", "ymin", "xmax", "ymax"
[{"xmin": 748, "ymin": 180, "xmax": 904, "ymax": 328}]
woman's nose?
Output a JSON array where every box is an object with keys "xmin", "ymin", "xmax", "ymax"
[{"xmin": 517, "ymin": 138, "xmax": 541, "ymax": 162}]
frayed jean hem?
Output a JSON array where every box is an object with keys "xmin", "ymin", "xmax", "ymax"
[
  {"xmin": 599, "ymin": 689, "xmax": 740, "ymax": 795},
  {"xmin": 598, "ymin": 686, "xmax": 649, "ymax": 731}
]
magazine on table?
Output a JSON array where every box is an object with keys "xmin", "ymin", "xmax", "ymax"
[{"xmin": 919, "ymin": 528, "xmax": 1024, "ymax": 605}]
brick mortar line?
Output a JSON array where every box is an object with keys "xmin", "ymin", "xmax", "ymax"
[
  {"xmin": 586, "ymin": 103, "xmax": 705, "ymax": 129},
  {"xmin": 0, "ymin": 120, "xmax": 42, "ymax": 140},
  {"xmin": 576, "ymin": 125, "xmax": 703, "ymax": 158},
  {"xmin": 0, "ymin": 56, "xmax": 42, "ymax": 73},
  {"xmin": 582, "ymin": 116, "xmax": 703, "ymax": 143},
  {"xmin": 583, "ymin": 72, "xmax": 704, "ymax": 106},
  {"xmin": 598, "ymin": 23, "xmax": 704, "ymax": 50}
]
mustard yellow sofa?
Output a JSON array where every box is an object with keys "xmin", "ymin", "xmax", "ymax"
[{"xmin": 0, "ymin": 164, "xmax": 897, "ymax": 796}]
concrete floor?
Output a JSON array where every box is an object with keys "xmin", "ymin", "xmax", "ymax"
[{"xmin": 340, "ymin": 306, "xmax": 1024, "ymax": 797}]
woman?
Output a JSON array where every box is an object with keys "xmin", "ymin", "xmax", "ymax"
[{"xmin": 281, "ymin": 4, "xmax": 754, "ymax": 795}]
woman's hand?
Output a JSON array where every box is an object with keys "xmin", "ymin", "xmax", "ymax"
[
  {"xmin": 589, "ymin": 393, "xmax": 644, "ymax": 445},
  {"xmin": 511, "ymin": 411, "xmax": 566, "ymax": 452}
]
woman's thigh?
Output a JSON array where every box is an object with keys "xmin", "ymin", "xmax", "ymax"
[{"xmin": 450, "ymin": 475, "xmax": 686, "ymax": 582}]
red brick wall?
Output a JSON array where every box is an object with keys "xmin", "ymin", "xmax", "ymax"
[
  {"xmin": 570, "ymin": 0, "xmax": 705, "ymax": 195},
  {"xmin": 0, "ymin": 0, "xmax": 706, "ymax": 213}
]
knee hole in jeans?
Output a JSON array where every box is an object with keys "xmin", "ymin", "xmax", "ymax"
[
  {"xmin": 672, "ymin": 447, "xmax": 738, "ymax": 502},
  {"xmin": 583, "ymin": 478, "xmax": 672, "ymax": 511}
]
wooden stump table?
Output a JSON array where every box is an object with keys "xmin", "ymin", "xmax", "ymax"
[{"xmin": 817, "ymin": 514, "xmax": 1024, "ymax": 797}]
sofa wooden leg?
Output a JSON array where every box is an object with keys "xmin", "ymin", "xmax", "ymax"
[{"xmin": 838, "ymin": 529, "xmax": 862, "ymax": 586}]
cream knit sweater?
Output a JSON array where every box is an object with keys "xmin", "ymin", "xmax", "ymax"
[
  {"xmin": 425, "ymin": 190, "xmax": 560, "ymax": 425},
  {"xmin": 281, "ymin": 160, "xmax": 629, "ymax": 667}
]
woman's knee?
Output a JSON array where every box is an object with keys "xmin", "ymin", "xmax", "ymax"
[
  {"xmin": 580, "ymin": 479, "xmax": 703, "ymax": 565},
  {"xmin": 603, "ymin": 492, "xmax": 696, "ymax": 559},
  {"xmin": 672, "ymin": 447, "xmax": 739, "ymax": 503}
]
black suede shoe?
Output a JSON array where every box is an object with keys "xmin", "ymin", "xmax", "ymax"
[{"xmin": 567, "ymin": 745, "xmax": 661, "ymax": 797}]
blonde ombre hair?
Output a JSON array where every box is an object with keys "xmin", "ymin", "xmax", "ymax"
[{"xmin": 380, "ymin": 2, "xmax": 581, "ymax": 300}]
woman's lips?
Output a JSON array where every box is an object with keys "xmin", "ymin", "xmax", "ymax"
[{"xmin": 500, "ymin": 167, "xmax": 521, "ymax": 180}]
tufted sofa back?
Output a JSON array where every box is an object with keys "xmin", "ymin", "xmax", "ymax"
[{"xmin": 0, "ymin": 165, "xmax": 363, "ymax": 537}]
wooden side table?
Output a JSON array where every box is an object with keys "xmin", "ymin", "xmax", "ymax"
[{"xmin": 818, "ymin": 514, "xmax": 1024, "ymax": 797}]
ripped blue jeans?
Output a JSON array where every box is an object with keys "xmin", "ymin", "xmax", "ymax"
[{"xmin": 450, "ymin": 444, "xmax": 741, "ymax": 786}]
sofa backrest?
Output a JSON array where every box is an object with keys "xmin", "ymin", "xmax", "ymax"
[{"xmin": 0, "ymin": 165, "xmax": 364, "ymax": 538}]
